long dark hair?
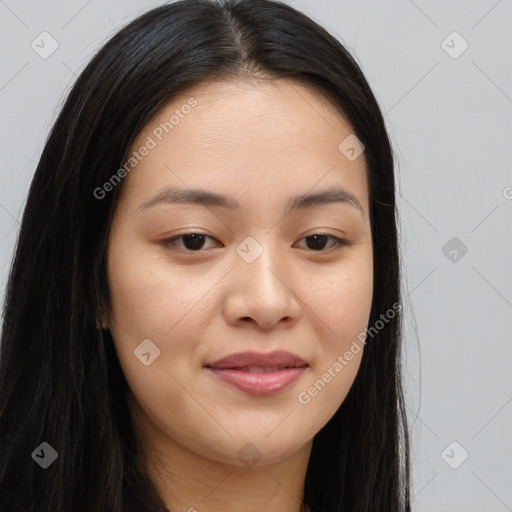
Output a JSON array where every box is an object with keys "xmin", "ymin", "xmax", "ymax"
[{"xmin": 0, "ymin": 0, "xmax": 411, "ymax": 510}]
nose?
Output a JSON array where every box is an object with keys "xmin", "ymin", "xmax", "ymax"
[{"xmin": 223, "ymin": 243, "xmax": 302, "ymax": 331}]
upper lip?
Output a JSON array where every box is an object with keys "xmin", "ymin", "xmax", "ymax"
[{"xmin": 204, "ymin": 350, "xmax": 308, "ymax": 369}]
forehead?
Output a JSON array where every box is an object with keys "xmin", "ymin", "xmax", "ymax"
[{"xmin": 118, "ymin": 78, "xmax": 369, "ymax": 215}]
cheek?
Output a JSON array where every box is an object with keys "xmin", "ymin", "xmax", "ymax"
[
  {"xmin": 292, "ymin": 251, "xmax": 372, "ymax": 431},
  {"xmin": 316, "ymin": 283, "xmax": 372, "ymax": 339},
  {"xmin": 305, "ymin": 249, "xmax": 374, "ymax": 348},
  {"xmin": 105, "ymin": 241, "xmax": 225, "ymax": 411},
  {"xmin": 105, "ymin": 250, "xmax": 216, "ymax": 435},
  {"xmin": 106, "ymin": 245, "xmax": 214, "ymax": 342}
]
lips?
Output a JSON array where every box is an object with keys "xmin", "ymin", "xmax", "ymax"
[
  {"xmin": 204, "ymin": 350, "xmax": 308, "ymax": 370},
  {"xmin": 204, "ymin": 350, "xmax": 309, "ymax": 396}
]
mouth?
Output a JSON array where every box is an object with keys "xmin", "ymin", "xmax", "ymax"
[{"xmin": 204, "ymin": 351, "xmax": 309, "ymax": 396}]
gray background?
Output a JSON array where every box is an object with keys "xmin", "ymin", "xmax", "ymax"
[{"xmin": 1, "ymin": 1, "xmax": 511, "ymax": 510}]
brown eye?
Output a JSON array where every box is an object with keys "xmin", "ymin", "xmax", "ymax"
[
  {"xmin": 294, "ymin": 234, "xmax": 347, "ymax": 252},
  {"xmin": 162, "ymin": 232, "xmax": 218, "ymax": 252}
]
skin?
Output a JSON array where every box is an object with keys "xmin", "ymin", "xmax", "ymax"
[{"xmin": 104, "ymin": 77, "xmax": 373, "ymax": 512}]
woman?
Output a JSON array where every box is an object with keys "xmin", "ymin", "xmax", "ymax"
[{"xmin": 0, "ymin": 0, "xmax": 411, "ymax": 510}]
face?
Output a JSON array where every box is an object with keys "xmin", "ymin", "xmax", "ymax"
[{"xmin": 105, "ymin": 78, "xmax": 373, "ymax": 468}]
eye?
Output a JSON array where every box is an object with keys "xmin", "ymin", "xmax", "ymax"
[
  {"xmin": 294, "ymin": 233, "xmax": 347, "ymax": 252},
  {"xmin": 161, "ymin": 231, "xmax": 347, "ymax": 253},
  {"xmin": 161, "ymin": 232, "xmax": 218, "ymax": 252}
]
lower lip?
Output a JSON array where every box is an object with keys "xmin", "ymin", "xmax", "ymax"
[{"xmin": 206, "ymin": 367, "xmax": 307, "ymax": 396}]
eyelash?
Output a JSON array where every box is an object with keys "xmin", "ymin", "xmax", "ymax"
[{"xmin": 161, "ymin": 231, "xmax": 348, "ymax": 254}]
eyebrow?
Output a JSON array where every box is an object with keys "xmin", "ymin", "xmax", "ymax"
[{"xmin": 136, "ymin": 185, "xmax": 365, "ymax": 217}]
